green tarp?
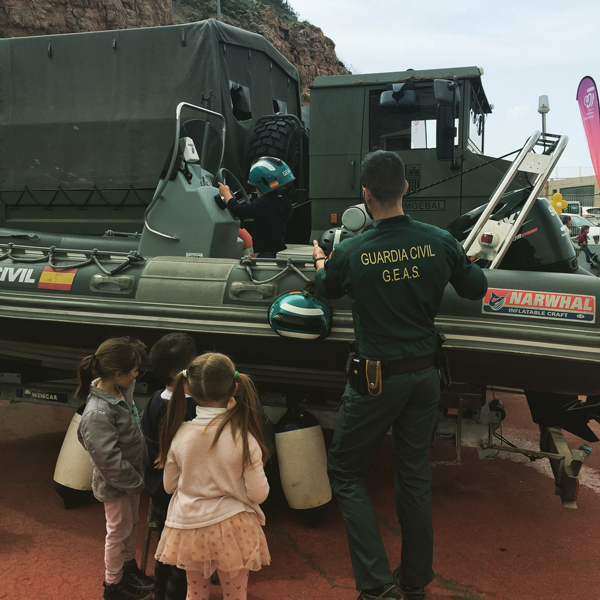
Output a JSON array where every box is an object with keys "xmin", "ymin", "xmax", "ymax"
[{"xmin": 0, "ymin": 19, "xmax": 301, "ymax": 192}]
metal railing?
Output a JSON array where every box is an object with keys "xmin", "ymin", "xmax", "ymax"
[{"xmin": 463, "ymin": 131, "xmax": 568, "ymax": 269}]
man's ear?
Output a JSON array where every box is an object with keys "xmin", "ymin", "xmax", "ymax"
[{"xmin": 403, "ymin": 180, "xmax": 409, "ymax": 196}]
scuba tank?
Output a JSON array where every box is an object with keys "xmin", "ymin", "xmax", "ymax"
[
  {"xmin": 274, "ymin": 401, "xmax": 332, "ymax": 525},
  {"xmin": 53, "ymin": 404, "xmax": 93, "ymax": 509}
]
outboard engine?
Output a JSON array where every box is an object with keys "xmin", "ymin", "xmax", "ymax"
[{"xmin": 447, "ymin": 189, "xmax": 578, "ymax": 273}]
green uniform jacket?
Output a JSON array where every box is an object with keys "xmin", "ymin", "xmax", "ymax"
[{"xmin": 315, "ymin": 214, "xmax": 488, "ymax": 361}]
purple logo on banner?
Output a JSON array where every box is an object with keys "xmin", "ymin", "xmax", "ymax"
[{"xmin": 577, "ymin": 76, "xmax": 600, "ymax": 190}]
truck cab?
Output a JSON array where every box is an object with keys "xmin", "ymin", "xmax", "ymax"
[{"xmin": 308, "ymin": 66, "xmax": 530, "ymax": 236}]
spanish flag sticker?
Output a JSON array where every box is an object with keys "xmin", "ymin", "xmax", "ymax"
[
  {"xmin": 38, "ymin": 267, "xmax": 77, "ymax": 291},
  {"xmin": 269, "ymin": 180, "xmax": 279, "ymax": 189}
]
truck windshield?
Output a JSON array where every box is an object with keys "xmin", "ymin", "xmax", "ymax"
[{"xmin": 368, "ymin": 84, "xmax": 439, "ymax": 152}]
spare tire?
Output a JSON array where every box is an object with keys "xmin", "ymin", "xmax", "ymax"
[{"xmin": 248, "ymin": 116, "xmax": 310, "ymax": 244}]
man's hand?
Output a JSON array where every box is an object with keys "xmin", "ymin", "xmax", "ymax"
[
  {"xmin": 217, "ymin": 182, "xmax": 233, "ymax": 203},
  {"xmin": 313, "ymin": 240, "xmax": 327, "ymax": 271},
  {"xmin": 312, "ymin": 240, "xmax": 325, "ymax": 261}
]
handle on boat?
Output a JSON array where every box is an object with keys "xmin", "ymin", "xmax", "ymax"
[{"xmin": 230, "ymin": 281, "xmax": 276, "ymax": 299}]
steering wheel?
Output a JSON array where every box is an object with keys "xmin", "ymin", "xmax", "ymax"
[{"xmin": 215, "ymin": 168, "xmax": 250, "ymax": 205}]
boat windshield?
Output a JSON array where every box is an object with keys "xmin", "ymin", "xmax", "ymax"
[{"xmin": 179, "ymin": 112, "xmax": 224, "ymax": 178}]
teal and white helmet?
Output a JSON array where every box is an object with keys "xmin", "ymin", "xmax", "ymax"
[
  {"xmin": 248, "ymin": 156, "xmax": 295, "ymax": 195},
  {"xmin": 268, "ymin": 291, "xmax": 332, "ymax": 340}
]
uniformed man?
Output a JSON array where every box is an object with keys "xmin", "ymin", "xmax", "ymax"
[{"xmin": 312, "ymin": 150, "xmax": 487, "ymax": 600}]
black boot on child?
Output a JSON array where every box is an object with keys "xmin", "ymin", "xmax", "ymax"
[
  {"xmin": 122, "ymin": 559, "xmax": 155, "ymax": 590},
  {"xmin": 102, "ymin": 578, "xmax": 152, "ymax": 600}
]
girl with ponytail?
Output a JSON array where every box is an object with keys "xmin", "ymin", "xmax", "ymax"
[
  {"xmin": 76, "ymin": 337, "xmax": 154, "ymax": 600},
  {"xmin": 154, "ymin": 352, "xmax": 270, "ymax": 600}
]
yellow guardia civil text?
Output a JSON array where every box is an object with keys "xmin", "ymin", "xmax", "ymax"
[{"xmin": 360, "ymin": 245, "xmax": 436, "ymax": 282}]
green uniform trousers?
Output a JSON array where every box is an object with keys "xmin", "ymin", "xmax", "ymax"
[{"xmin": 327, "ymin": 366, "xmax": 440, "ymax": 591}]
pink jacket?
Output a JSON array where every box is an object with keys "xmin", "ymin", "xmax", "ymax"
[{"xmin": 164, "ymin": 406, "xmax": 269, "ymax": 528}]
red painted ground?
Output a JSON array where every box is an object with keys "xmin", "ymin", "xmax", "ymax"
[{"xmin": 2, "ymin": 391, "xmax": 600, "ymax": 600}]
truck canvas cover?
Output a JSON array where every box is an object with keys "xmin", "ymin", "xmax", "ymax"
[{"xmin": 0, "ymin": 20, "xmax": 301, "ymax": 195}]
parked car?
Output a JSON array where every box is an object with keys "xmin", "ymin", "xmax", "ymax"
[{"xmin": 582, "ymin": 206, "xmax": 600, "ymax": 225}]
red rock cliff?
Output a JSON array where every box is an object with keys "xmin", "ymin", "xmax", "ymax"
[{"xmin": 0, "ymin": 0, "xmax": 348, "ymax": 103}]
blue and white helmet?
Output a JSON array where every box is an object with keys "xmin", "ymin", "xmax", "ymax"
[
  {"xmin": 248, "ymin": 156, "xmax": 295, "ymax": 195},
  {"xmin": 268, "ymin": 291, "xmax": 332, "ymax": 340}
]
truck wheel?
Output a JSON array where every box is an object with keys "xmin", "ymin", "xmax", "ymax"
[
  {"xmin": 248, "ymin": 117, "xmax": 309, "ymax": 198},
  {"xmin": 248, "ymin": 116, "xmax": 310, "ymax": 244}
]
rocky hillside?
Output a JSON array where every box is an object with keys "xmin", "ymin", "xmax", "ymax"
[{"xmin": 0, "ymin": 0, "xmax": 348, "ymax": 103}]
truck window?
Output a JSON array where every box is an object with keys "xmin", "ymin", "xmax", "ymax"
[
  {"xmin": 468, "ymin": 85, "xmax": 486, "ymax": 154},
  {"xmin": 273, "ymin": 98, "xmax": 288, "ymax": 114},
  {"xmin": 368, "ymin": 85, "xmax": 439, "ymax": 152},
  {"xmin": 229, "ymin": 81, "xmax": 252, "ymax": 121}
]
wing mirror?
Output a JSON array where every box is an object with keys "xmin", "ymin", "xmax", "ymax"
[{"xmin": 434, "ymin": 78, "xmax": 460, "ymax": 168}]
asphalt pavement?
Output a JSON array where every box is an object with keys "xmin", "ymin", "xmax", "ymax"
[{"xmin": 2, "ymin": 390, "xmax": 600, "ymax": 600}]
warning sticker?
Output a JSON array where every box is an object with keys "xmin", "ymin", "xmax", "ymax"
[
  {"xmin": 37, "ymin": 267, "xmax": 77, "ymax": 291},
  {"xmin": 482, "ymin": 288, "xmax": 596, "ymax": 323}
]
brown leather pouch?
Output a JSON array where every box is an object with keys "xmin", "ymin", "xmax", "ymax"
[{"xmin": 365, "ymin": 360, "xmax": 383, "ymax": 396}]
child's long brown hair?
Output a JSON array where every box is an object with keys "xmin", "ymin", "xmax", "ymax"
[
  {"xmin": 75, "ymin": 337, "xmax": 148, "ymax": 401},
  {"xmin": 156, "ymin": 352, "xmax": 267, "ymax": 468}
]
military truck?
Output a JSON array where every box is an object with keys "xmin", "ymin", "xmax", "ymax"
[
  {"xmin": 0, "ymin": 19, "xmax": 304, "ymax": 236},
  {"xmin": 0, "ymin": 20, "xmax": 529, "ymax": 242},
  {"xmin": 305, "ymin": 67, "xmax": 531, "ymax": 235}
]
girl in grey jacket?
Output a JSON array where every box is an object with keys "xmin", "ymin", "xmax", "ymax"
[{"xmin": 76, "ymin": 336, "xmax": 154, "ymax": 600}]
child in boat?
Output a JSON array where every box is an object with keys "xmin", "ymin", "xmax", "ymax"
[
  {"xmin": 141, "ymin": 332, "xmax": 198, "ymax": 600},
  {"xmin": 76, "ymin": 337, "xmax": 154, "ymax": 600},
  {"xmin": 155, "ymin": 352, "xmax": 270, "ymax": 600},
  {"xmin": 217, "ymin": 156, "xmax": 294, "ymax": 258},
  {"xmin": 578, "ymin": 225, "xmax": 593, "ymax": 264}
]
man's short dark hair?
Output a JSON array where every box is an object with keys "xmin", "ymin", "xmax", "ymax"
[
  {"xmin": 360, "ymin": 151, "xmax": 406, "ymax": 204},
  {"xmin": 561, "ymin": 214, "xmax": 571, "ymax": 225},
  {"xmin": 150, "ymin": 332, "xmax": 198, "ymax": 386}
]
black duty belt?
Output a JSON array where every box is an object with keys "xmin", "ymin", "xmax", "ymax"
[{"xmin": 384, "ymin": 353, "xmax": 435, "ymax": 376}]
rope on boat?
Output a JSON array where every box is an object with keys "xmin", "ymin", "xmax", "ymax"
[
  {"xmin": 239, "ymin": 255, "xmax": 313, "ymax": 286},
  {"xmin": 0, "ymin": 242, "xmax": 145, "ymax": 275}
]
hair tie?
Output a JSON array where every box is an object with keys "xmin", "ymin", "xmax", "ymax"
[
  {"xmin": 233, "ymin": 371, "xmax": 239, "ymax": 379},
  {"xmin": 182, "ymin": 369, "xmax": 187, "ymax": 378}
]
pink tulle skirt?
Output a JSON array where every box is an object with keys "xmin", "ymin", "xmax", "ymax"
[{"xmin": 155, "ymin": 511, "xmax": 270, "ymax": 578}]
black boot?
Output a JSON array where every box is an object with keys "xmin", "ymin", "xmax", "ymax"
[
  {"xmin": 392, "ymin": 568, "xmax": 426, "ymax": 600},
  {"xmin": 122, "ymin": 559, "xmax": 155, "ymax": 590},
  {"xmin": 103, "ymin": 579, "xmax": 152, "ymax": 600}
]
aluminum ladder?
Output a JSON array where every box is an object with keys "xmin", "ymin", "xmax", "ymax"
[{"xmin": 462, "ymin": 130, "xmax": 568, "ymax": 268}]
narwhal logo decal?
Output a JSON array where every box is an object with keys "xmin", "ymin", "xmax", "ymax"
[
  {"xmin": 483, "ymin": 287, "xmax": 596, "ymax": 323},
  {"xmin": 488, "ymin": 291, "xmax": 507, "ymax": 312}
]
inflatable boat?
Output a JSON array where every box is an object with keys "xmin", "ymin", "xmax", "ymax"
[
  {"xmin": 0, "ymin": 110, "xmax": 596, "ymax": 399},
  {"xmin": 0, "ymin": 103, "xmax": 593, "ymax": 509}
]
